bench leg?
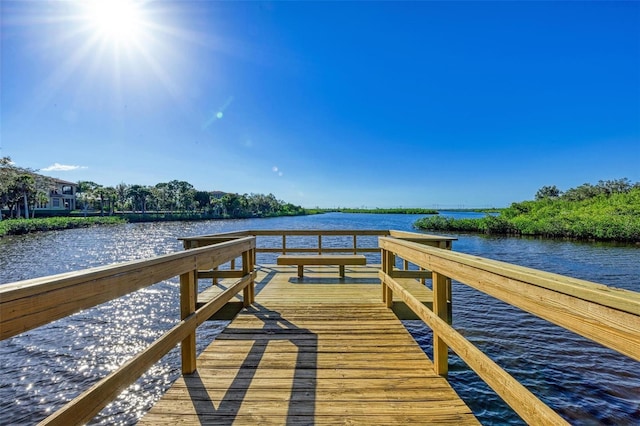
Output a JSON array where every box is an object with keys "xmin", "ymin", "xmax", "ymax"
[
  {"xmin": 339, "ymin": 265, "xmax": 345, "ymax": 277},
  {"xmin": 298, "ymin": 265, "xmax": 304, "ymax": 278}
]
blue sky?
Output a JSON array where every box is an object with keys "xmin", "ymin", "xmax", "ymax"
[{"xmin": 2, "ymin": 1, "xmax": 639, "ymax": 208}]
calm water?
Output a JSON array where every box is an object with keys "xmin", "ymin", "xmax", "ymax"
[{"xmin": 1, "ymin": 212, "xmax": 638, "ymax": 425}]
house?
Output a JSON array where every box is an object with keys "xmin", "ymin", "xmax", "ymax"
[{"xmin": 35, "ymin": 178, "xmax": 77, "ymax": 211}]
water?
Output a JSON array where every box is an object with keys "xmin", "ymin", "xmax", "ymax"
[{"xmin": 1, "ymin": 212, "xmax": 638, "ymax": 425}]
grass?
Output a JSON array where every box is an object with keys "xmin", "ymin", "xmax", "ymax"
[{"xmin": 0, "ymin": 216, "xmax": 125, "ymax": 237}]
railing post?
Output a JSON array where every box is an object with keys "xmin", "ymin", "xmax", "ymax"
[
  {"xmin": 250, "ymin": 248, "xmax": 256, "ymax": 303},
  {"xmin": 381, "ymin": 248, "xmax": 387, "ymax": 303},
  {"xmin": 381, "ymin": 249, "xmax": 394, "ymax": 308},
  {"xmin": 438, "ymin": 240, "xmax": 453, "ymax": 323},
  {"xmin": 318, "ymin": 235, "xmax": 322, "ymax": 254},
  {"xmin": 180, "ymin": 269, "xmax": 197, "ymax": 374},
  {"xmin": 432, "ymin": 271, "xmax": 449, "ymax": 376},
  {"xmin": 242, "ymin": 249, "xmax": 254, "ymax": 306}
]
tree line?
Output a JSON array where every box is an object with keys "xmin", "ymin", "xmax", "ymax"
[
  {"xmin": 75, "ymin": 180, "xmax": 305, "ymax": 218},
  {"xmin": 0, "ymin": 157, "xmax": 52, "ymax": 220},
  {"xmin": 415, "ymin": 178, "xmax": 640, "ymax": 242},
  {"xmin": 534, "ymin": 178, "xmax": 640, "ymax": 201},
  {"xmin": 1, "ymin": 157, "xmax": 306, "ymax": 220}
]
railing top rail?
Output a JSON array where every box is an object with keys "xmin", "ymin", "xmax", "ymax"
[
  {"xmin": 0, "ymin": 236, "xmax": 256, "ymax": 341},
  {"xmin": 379, "ymin": 236, "xmax": 640, "ymax": 315},
  {"xmin": 178, "ymin": 229, "xmax": 457, "ymax": 241},
  {"xmin": 388, "ymin": 230, "xmax": 458, "ymax": 241},
  {"xmin": 379, "ymin": 236, "xmax": 640, "ymax": 362},
  {"xmin": 1, "ymin": 236, "xmax": 255, "ymax": 298}
]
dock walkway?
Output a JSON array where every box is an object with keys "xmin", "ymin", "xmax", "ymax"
[
  {"xmin": 139, "ymin": 265, "xmax": 479, "ymax": 425},
  {"xmin": 5, "ymin": 229, "xmax": 635, "ymax": 424}
]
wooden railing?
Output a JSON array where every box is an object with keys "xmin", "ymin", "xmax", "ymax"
[
  {"xmin": 10, "ymin": 228, "xmax": 633, "ymax": 425},
  {"xmin": 0, "ymin": 236, "xmax": 256, "ymax": 425},
  {"xmin": 179, "ymin": 229, "xmax": 456, "ymax": 257},
  {"xmin": 379, "ymin": 236, "xmax": 640, "ymax": 425}
]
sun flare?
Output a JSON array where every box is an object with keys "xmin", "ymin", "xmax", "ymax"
[{"xmin": 83, "ymin": 0, "xmax": 145, "ymax": 44}]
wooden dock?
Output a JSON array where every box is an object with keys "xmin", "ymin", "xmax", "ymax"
[
  {"xmin": 139, "ymin": 265, "xmax": 479, "ymax": 425},
  {"xmin": 5, "ymin": 229, "xmax": 635, "ymax": 425}
]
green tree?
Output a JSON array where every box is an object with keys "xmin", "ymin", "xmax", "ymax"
[
  {"xmin": 94, "ymin": 185, "xmax": 111, "ymax": 216},
  {"xmin": 115, "ymin": 182, "xmax": 129, "ymax": 212},
  {"xmin": 36, "ymin": 190, "xmax": 50, "ymax": 212},
  {"xmin": 103, "ymin": 186, "xmax": 117, "ymax": 215},
  {"xmin": 194, "ymin": 191, "xmax": 211, "ymax": 212},
  {"xmin": 14, "ymin": 174, "xmax": 36, "ymax": 219},
  {"xmin": 77, "ymin": 181, "xmax": 100, "ymax": 216},
  {"xmin": 1, "ymin": 157, "xmax": 47, "ymax": 219},
  {"xmin": 535, "ymin": 185, "xmax": 562, "ymax": 200},
  {"xmin": 127, "ymin": 185, "xmax": 151, "ymax": 213},
  {"xmin": 152, "ymin": 183, "xmax": 169, "ymax": 212}
]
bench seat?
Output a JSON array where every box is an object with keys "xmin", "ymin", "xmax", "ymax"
[{"xmin": 277, "ymin": 254, "xmax": 366, "ymax": 278}]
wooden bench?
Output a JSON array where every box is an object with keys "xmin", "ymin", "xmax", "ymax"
[{"xmin": 277, "ymin": 254, "xmax": 367, "ymax": 278}]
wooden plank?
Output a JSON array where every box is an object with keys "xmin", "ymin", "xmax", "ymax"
[
  {"xmin": 432, "ymin": 271, "xmax": 449, "ymax": 376},
  {"xmin": 380, "ymin": 237, "xmax": 640, "ymax": 314},
  {"xmin": 140, "ymin": 294, "xmax": 479, "ymax": 425},
  {"xmin": 379, "ymin": 237, "xmax": 640, "ymax": 361},
  {"xmin": 197, "ymin": 270, "xmax": 244, "ymax": 279},
  {"xmin": 277, "ymin": 255, "xmax": 367, "ymax": 265},
  {"xmin": 140, "ymin": 413, "xmax": 477, "ymax": 425},
  {"xmin": 0, "ymin": 237, "xmax": 256, "ymax": 340},
  {"xmin": 180, "ymin": 270, "xmax": 197, "ymax": 374},
  {"xmin": 276, "ymin": 255, "xmax": 367, "ymax": 278}
]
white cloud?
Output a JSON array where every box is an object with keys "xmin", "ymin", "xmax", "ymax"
[{"xmin": 41, "ymin": 163, "xmax": 88, "ymax": 172}]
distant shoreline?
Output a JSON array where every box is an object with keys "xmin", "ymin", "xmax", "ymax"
[
  {"xmin": 308, "ymin": 208, "xmax": 439, "ymax": 215},
  {"xmin": 415, "ymin": 185, "xmax": 640, "ymax": 243},
  {"xmin": 0, "ymin": 211, "xmax": 315, "ymax": 237}
]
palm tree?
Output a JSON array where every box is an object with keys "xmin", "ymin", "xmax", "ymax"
[
  {"xmin": 35, "ymin": 191, "xmax": 50, "ymax": 217},
  {"xmin": 104, "ymin": 187, "xmax": 117, "ymax": 215},
  {"xmin": 115, "ymin": 182, "xmax": 129, "ymax": 212},
  {"xmin": 14, "ymin": 174, "xmax": 36, "ymax": 219},
  {"xmin": 94, "ymin": 185, "xmax": 110, "ymax": 216},
  {"xmin": 127, "ymin": 185, "xmax": 151, "ymax": 214},
  {"xmin": 77, "ymin": 181, "xmax": 99, "ymax": 217}
]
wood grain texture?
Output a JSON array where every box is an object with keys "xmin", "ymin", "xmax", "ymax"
[
  {"xmin": 0, "ymin": 237, "xmax": 256, "ymax": 340},
  {"xmin": 379, "ymin": 237, "xmax": 640, "ymax": 361},
  {"xmin": 140, "ymin": 266, "xmax": 479, "ymax": 425}
]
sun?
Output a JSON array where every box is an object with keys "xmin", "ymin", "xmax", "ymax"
[{"xmin": 82, "ymin": 0, "xmax": 146, "ymax": 44}]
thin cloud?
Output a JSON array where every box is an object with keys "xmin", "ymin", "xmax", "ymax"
[{"xmin": 41, "ymin": 163, "xmax": 88, "ymax": 172}]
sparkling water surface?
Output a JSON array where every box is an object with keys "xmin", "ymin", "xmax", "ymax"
[{"xmin": 1, "ymin": 213, "xmax": 638, "ymax": 425}]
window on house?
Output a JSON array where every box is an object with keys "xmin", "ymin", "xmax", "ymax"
[
  {"xmin": 53, "ymin": 198, "xmax": 60, "ymax": 208},
  {"xmin": 62, "ymin": 186, "xmax": 73, "ymax": 195}
]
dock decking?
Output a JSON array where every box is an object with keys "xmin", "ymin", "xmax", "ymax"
[
  {"xmin": 139, "ymin": 265, "xmax": 479, "ymax": 425},
  {"xmin": 7, "ymin": 229, "xmax": 627, "ymax": 424}
]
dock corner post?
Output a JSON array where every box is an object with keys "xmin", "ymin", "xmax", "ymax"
[
  {"xmin": 432, "ymin": 271, "xmax": 449, "ymax": 376},
  {"xmin": 242, "ymin": 250, "xmax": 253, "ymax": 306},
  {"xmin": 250, "ymin": 248, "xmax": 256, "ymax": 303},
  {"xmin": 180, "ymin": 269, "xmax": 197, "ymax": 374}
]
